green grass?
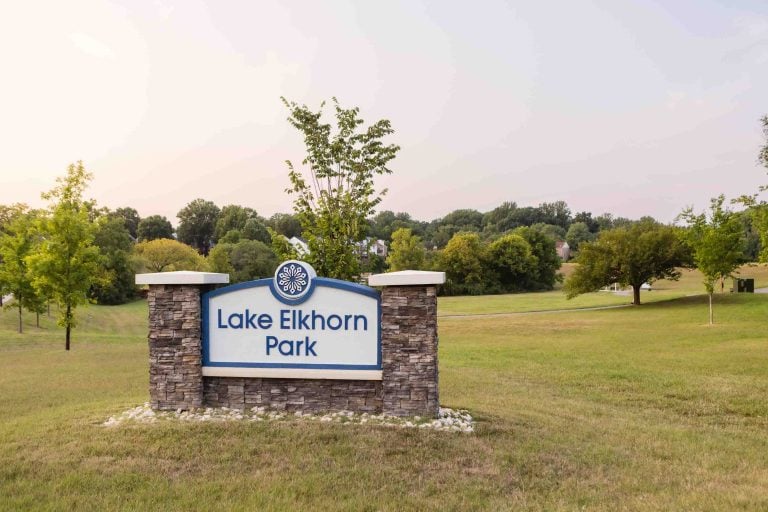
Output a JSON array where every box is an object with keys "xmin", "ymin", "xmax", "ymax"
[
  {"xmin": 439, "ymin": 263, "xmax": 768, "ymax": 316},
  {"xmin": 1, "ymin": 293, "xmax": 768, "ymax": 510}
]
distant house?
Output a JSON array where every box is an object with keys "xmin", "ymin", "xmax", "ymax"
[
  {"xmin": 556, "ymin": 241, "xmax": 570, "ymax": 261},
  {"xmin": 287, "ymin": 236, "xmax": 309, "ymax": 256},
  {"xmin": 282, "ymin": 236, "xmax": 387, "ymax": 264},
  {"xmin": 355, "ymin": 238, "xmax": 388, "ymax": 266}
]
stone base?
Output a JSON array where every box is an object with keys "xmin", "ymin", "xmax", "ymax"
[{"xmin": 203, "ymin": 377, "xmax": 382, "ymax": 413}]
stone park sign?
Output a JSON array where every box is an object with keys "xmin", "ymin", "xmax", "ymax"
[{"xmin": 136, "ymin": 261, "xmax": 445, "ymax": 418}]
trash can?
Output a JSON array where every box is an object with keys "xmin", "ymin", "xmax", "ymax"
[{"xmin": 733, "ymin": 278, "xmax": 755, "ymax": 293}]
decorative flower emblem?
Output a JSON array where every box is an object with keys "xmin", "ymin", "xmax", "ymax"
[
  {"xmin": 277, "ymin": 263, "xmax": 309, "ymax": 296},
  {"xmin": 272, "ymin": 260, "xmax": 316, "ymax": 302}
]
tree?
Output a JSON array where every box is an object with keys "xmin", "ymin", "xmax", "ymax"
[
  {"xmin": 482, "ymin": 201, "xmax": 518, "ymax": 233},
  {"xmin": 229, "ymin": 240, "xmax": 278, "ymax": 283},
  {"xmin": 537, "ymin": 201, "xmax": 572, "ymax": 229},
  {"xmin": 438, "ymin": 232, "xmax": 488, "ymax": 295},
  {"xmin": 176, "ymin": 199, "xmax": 220, "ymax": 255},
  {"xmin": 207, "ymin": 243, "xmax": 236, "ymax": 276},
  {"xmin": 281, "ymin": 97, "xmax": 399, "ymax": 280},
  {"xmin": 135, "ymin": 239, "xmax": 207, "ymax": 272},
  {"xmin": 0, "ymin": 203, "xmax": 29, "ymax": 234},
  {"xmin": 242, "ymin": 217, "xmax": 271, "ymax": 243},
  {"xmin": 485, "ymin": 234, "xmax": 537, "ymax": 292},
  {"xmin": 0, "ymin": 210, "xmax": 45, "ymax": 333},
  {"xmin": 90, "ymin": 216, "xmax": 136, "ymax": 305},
  {"xmin": 214, "ymin": 205, "xmax": 257, "ymax": 241},
  {"xmin": 564, "ymin": 220, "xmax": 690, "ymax": 305},
  {"xmin": 566, "ymin": 222, "xmax": 595, "ymax": 252},
  {"xmin": 27, "ymin": 162, "xmax": 101, "ymax": 350},
  {"xmin": 207, "ymin": 240, "xmax": 278, "ymax": 283},
  {"xmin": 678, "ymin": 196, "xmax": 744, "ymax": 324},
  {"xmin": 387, "ymin": 228, "xmax": 426, "ymax": 271},
  {"xmin": 737, "ymin": 116, "xmax": 768, "ymax": 261},
  {"xmin": 514, "ymin": 226, "xmax": 562, "ymax": 290},
  {"xmin": 137, "ymin": 215, "xmax": 174, "ymax": 241},
  {"xmin": 112, "ymin": 207, "xmax": 140, "ymax": 239},
  {"xmin": 529, "ymin": 222, "xmax": 566, "ymax": 242},
  {"xmin": 268, "ymin": 213, "xmax": 303, "ymax": 239}
]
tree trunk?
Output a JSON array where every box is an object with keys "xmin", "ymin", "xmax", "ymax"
[
  {"xmin": 18, "ymin": 303, "xmax": 22, "ymax": 334},
  {"xmin": 632, "ymin": 285, "xmax": 641, "ymax": 305},
  {"xmin": 36, "ymin": 312, "xmax": 40, "ymax": 328},
  {"xmin": 708, "ymin": 292, "xmax": 713, "ymax": 325},
  {"xmin": 65, "ymin": 304, "xmax": 71, "ymax": 351}
]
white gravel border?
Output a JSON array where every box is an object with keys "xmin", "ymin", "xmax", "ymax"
[{"xmin": 104, "ymin": 404, "xmax": 474, "ymax": 433}]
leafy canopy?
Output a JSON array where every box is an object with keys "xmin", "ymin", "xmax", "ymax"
[
  {"xmin": 135, "ymin": 239, "xmax": 207, "ymax": 272},
  {"xmin": 386, "ymin": 227, "xmax": 426, "ymax": 272},
  {"xmin": 282, "ymin": 97, "xmax": 400, "ymax": 280},
  {"xmin": 27, "ymin": 162, "xmax": 101, "ymax": 349},
  {"xmin": 564, "ymin": 220, "xmax": 690, "ymax": 305}
]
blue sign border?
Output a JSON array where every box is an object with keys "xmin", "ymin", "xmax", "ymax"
[{"xmin": 201, "ymin": 277, "xmax": 382, "ymax": 371}]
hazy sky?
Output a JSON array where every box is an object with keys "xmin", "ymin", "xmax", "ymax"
[{"xmin": 1, "ymin": 0, "xmax": 767, "ymax": 225}]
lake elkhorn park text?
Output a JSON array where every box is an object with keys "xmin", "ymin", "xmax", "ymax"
[{"xmin": 215, "ymin": 308, "xmax": 370, "ymax": 357}]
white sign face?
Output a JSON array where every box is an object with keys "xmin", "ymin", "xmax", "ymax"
[{"xmin": 202, "ymin": 261, "xmax": 381, "ymax": 380}]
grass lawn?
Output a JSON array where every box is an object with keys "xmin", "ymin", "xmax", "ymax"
[
  {"xmin": 1, "ymin": 292, "xmax": 767, "ymax": 510},
  {"xmin": 439, "ymin": 263, "xmax": 768, "ymax": 316}
]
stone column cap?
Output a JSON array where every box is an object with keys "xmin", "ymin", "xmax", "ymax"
[
  {"xmin": 136, "ymin": 271, "xmax": 230, "ymax": 285},
  {"xmin": 368, "ymin": 270, "xmax": 446, "ymax": 287}
]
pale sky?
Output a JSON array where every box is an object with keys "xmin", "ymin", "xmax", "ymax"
[{"xmin": 1, "ymin": 0, "xmax": 767, "ymax": 225}]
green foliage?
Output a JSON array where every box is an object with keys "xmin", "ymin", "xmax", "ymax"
[
  {"xmin": 0, "ymin": 209, "xmax": 45, "ymax": 332},
  {"xmin": 514, "ymin": 226, "xmax": 563, "ymax": 290},
  {"xmin": 219, "ymin": 229, "xmax": 242, "ymax": 244},
  {"xmin": 268, "ymin": 228, "xmax": 300, "ymax": 263},
  {"xmin": 137, "ymin": 215, "xmax": 174, "ymax": 241},
  {"xmin": 564, "ymin": 220, "xmax": 690, "ymax": 305},
  {"xmin": 439, "ymin": 232, "xmax": 488, "ymax": 295},
  {"xmin": 678, "ymin": 196, "xmax": 744, "ymax": 324},
  {"xmin": 176, "ymin": 198, "xmax": 220, "ymax": 255},
  {"xmin": 485, "ymin": 234, "xmax": 536, "ymax": 293},
  {"xmin": 386, "ymin": 228, "xmax": 426, "ymax": 271},
  {"xmin": 207, "ymin": 240, "xmax": 278, "ymax": 283},
  {"xmin": 207, "ymin": 243, "xmax": 236, "ymax": 276},
  {"xmin": 529, "ymin": 222, "xmax": 566, "ymax": 242},
  {"xmin": 214, "ymin": 205, "xmax": 260, "ymax": 241},
  {"xmin": 268, "ymin": 213, "xmax": 303, "ymax": 239},
  {"xmin": 134, "ymin": 239, "xmax": 207, "ymax": 272},
  {"xmin": 369, "ymin": 210, "xmax": 424, "ymax": 241},
  {"xmin": 111, "ymin": 207, "xmax": 140, "ymax": 239},
  {"xmin": 281, "ymin": 97, "xmax": 400, "ymax": 280},
  {"xmin": 27, "ymin": 162, "xmax": 101, "ymax": 349},
  {"xmin": 242, "ymin": 217, "xmax": 271, "ymax": 243},
  {"xmin": 89, "ymin": 217, "xmax": 136, "ymax": 305},
  {"xmin": 566, "ymin": 221, "xmax": 595, "ymax": 251},
  {"xmin": 0, "ymin": 203, "xmax": 29, "ymax": 234},
  {"xmin": 229, "ymin": 240, "xmax": 278, "ymax": 283}
]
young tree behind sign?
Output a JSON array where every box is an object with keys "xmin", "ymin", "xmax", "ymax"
[{"xmin": 281, "ymin": 97, "xmax": 400, "ymax": 280}]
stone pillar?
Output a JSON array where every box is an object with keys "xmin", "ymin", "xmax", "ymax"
[
  {"xmin": 136, "ymin": 271, "xmax": 229, "ymax": 411},
  {"xmin": 369, "ymin": 271, "xmax": 445, "ymax": 418}
]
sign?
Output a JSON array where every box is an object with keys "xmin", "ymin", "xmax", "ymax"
[{"xmin": 202, "ymin": 261, "xmax": 381, "ymax": 380}]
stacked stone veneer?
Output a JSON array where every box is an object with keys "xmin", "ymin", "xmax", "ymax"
[
  {"xmin": 380, "ymin": 285, "xmax": 439, "ymax": 417},
  {"xmin": 140, "ymin": 272, "xmax": 441, "ymax": 418},
  {"xmin": 147, "ymin": 285, "xmax": 203, "ymax": 410}
]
